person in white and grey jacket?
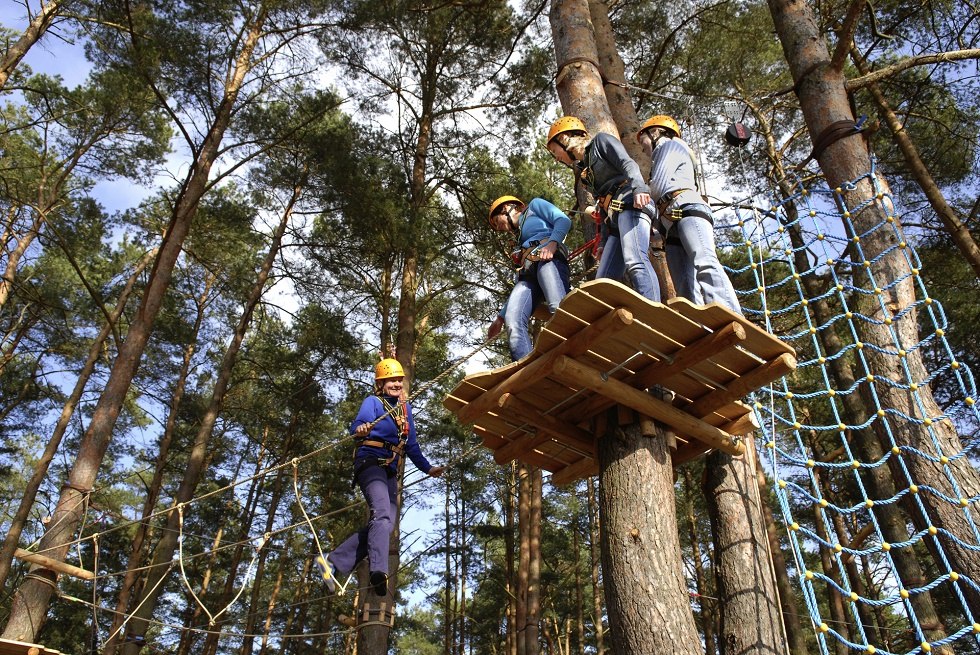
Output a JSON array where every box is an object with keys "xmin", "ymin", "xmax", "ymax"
[{"xmin": 637, "ymin": 115, "xmax": 742, "ymax": 314}]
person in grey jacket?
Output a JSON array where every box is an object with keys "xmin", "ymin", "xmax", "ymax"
[
  {"xmin": 637, "ymin": 115, "xmax": 741, "ymax": 314},
  {"xmin": 546, "ymin": 116, "xmax": 661, "ymax": 302}
]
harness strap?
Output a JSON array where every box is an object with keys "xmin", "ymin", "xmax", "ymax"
[
  {"xmin": 358, "ymin": 439, "xmax": 406, "ymax": 456},
  {"xmin": 655, "ymin": 188, "xmax": 693, "ymax": 218}
]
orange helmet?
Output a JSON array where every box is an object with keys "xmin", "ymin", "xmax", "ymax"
[
  {"xmin": 547, "ymin": 116, "xmax": 587, "ymax": 145},
  {"xmin": 488, "ymin": 195, "xmax": 523, "ymax": 223},
  {"xmin": 638, "ymin": 114, "xmax": 681, "ymax": 140},
  {"xmin": 375, "ymin": 358, "xmax": 404, "ymax": 380}
]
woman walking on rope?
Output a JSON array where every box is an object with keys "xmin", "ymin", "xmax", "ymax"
[
  {"xmin": 637, "ymin": 115, "xmax": 742, "ymax": 314},
  {"xmin": 486, "ymin": 195, "xmax": 572, "ymax": 361},
  {"xmin": 545, "ymin": 116, "xmax": 661, "ymax": 302},
  {"xmin": 316, "ymin": 359, "xmax": 445, "ymax": 596}
]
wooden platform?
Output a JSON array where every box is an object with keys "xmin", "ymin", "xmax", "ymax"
[
  {"xmin": 0, "ymin": 639, "xmax": 67, "ymax": 655},
  {"xmin": 444, "ymin": 280, "xmax": 796, "ymax": 485}
]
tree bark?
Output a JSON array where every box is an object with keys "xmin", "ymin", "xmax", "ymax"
[
  {"xmin": 103, "ymin": 269, "xmax": 213, "ymax": 655},
  {"xmin": 586, "ymin": 475, "xmax": 605, "ymax": 655},
  {"xmin": 587, "ymin": 0, "xmax": 647, "ymax": 174},
  {"xmin": 525, "ymin": 467, "xmax": 543, "ymax": 654},
  {"xmin": 550, "ymin": 0, "xmax": 618, "ymax": 138},
  {"xmin": 703, "ymin": 437, "xmax": 786, "ymax": 655},
  {"xmin": 0, "ymin": 0, "xmax": 65, "ymax": 90},
  {"xmin": 117, "ymin": 164, "xmax": 299, "ymax": 653},
  {"xmin": 597, "ymin": 415, "xmax": 701, "ymax": 653},
  {"xmin": 0, "ymin": 5, "xmax": 268, "ymax": 641},
  {"xmin": 754, "ymin": 465, "xmax": 809, "ymax": 655},
  {"xmin": 766, "ymin": 16, "xmax": 980, "ymax": 605},
  {"xmin": 749, "ymin": 95, "xmax": 953, "ymax": 649},
  {"xmin": 0, "ymin": 247, "xmax": 155, "ymax": 590},
  {"xmin": 517, "ymin": 463, "xmax": 531, "ymax": 655},
  {"xmin": 849, "ymin": 45, "xmax": 980, "ymax": 280},
  {"xmin": 683, "ymin": 468, "xmax": 718, "ymax": 655}
]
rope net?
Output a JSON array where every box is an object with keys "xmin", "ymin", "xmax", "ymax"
[{"xmin": 719, "ymin": 158, "xmax": 980, "ymax": 655}]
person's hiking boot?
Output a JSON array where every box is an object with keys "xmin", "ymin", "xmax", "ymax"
[
  {"xmin": 370, "ymin": 570, "xmax": 388, "ymax": 596},
  {"xmin": 315, "ymin": 555, "xmax": 338, "ymax": 594}
]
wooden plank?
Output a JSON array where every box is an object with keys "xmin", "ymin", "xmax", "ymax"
[
  {"xmin": 474, "ymin": 427, "xmax": 560, "ymax": 470},
  {"xmin": 665, "ymin": 296, "xmax": 795, "ymax": 359},
  {"xmin": 14, "ymin": 548, "xmax": 94, "ymax": 581},
  {"xmin": 554, "ymin": 356, "xmax": 745, "ymax": 457},
  {"xmin": 685, "ymin": 352, "xmax": 798, "ymax": 418},
  {"xmin": 0, "ymin": 639, "xmax": 65, "ymax": 655},
  {"xmin": 493, "ymin": 431, "xmax": 553, "ymax": 465},
  {"xmin": 671, "ymin": 440, "xmax": 714, "ymax": 467},
  {"xmin": 497, "ymin": 393, "xmax": 596, "ymax": 458},
  {"xmin": 550, "ymin": 456, "xmax": 599, "ymax": 486},
  {"xmin": 454, "ymin": 307, "xmax": 634, "ymax": 423},
  {"xmin": 446, "ymin": 278, "xmax": 794, "ymax": 470},
  {"xmin": 560, "ymin": 321, "xmax": 748, "ymax": 425}
]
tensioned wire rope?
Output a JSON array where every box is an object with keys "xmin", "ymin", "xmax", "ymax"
[
  {"xmin": 58, "ymin": 442, "xmax": 490, "ymax": 646},
  {"xmin": 15, "ymin": 334, "xmax": 503, "ymax": 647},
  {"xmin": 22, "ymin": 331, "xmax": 503, "ymax": 561}
]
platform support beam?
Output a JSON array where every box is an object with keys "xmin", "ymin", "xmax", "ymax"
[
  {"xmin": 554, "ymin": 356, "xmax": 745, "ymax": 457},
  {"xmin": 562, "ymin": 321, "xmax": 748, "ymax": 425},
  {"xmin": 13, "ymin": 549, "xmax": 94, "ymax": 581},
  {"xmin": 685, "ymin": 352, "xmax": 797, "ymax": 418},
  {"xmin": 457, "ymin": 307, "xmax": 634, "ymax": 423}
]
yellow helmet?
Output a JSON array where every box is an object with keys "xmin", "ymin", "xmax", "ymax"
[
  {"xmin": 375, "ymin": 358, "xmax": 404, "ymax": 380},
  {"xmin": 547, "ymin": 116, "xmax": 587, "ymax": 145},
  {"xmin": 488, "ymin": 195, "xmax": 523, "ymax": 223},
  {"xmin": 638, "ymin": 114, "xmax": 681, "ymax": 139}
]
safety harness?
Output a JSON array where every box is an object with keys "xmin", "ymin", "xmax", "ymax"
[
  {"xmin": 509, "ymin": 206, "xmax": 570, "ymax": 274},
  {"xmin": 352, "ymin": 396, "xmax": 410, "ymax": 484}
]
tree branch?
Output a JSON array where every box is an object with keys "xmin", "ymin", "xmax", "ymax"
[{"xmin": 845, "ymin": 48, "xmax": 980, "ymax": 91}]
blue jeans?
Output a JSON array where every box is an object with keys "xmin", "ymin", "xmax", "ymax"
[
  {"xmin": 329, "ymin": 459, "xmax": 397, "ymax": 575},
  {"xmin": 596, "ymin": 207, "xmax": 661, "ymax": 302},
  {"xmin": 665, "ymin": 203, "xmax": 741, "ymax": 314},
  {"xmin": 503, "ymin": 257, "xmax": 570, "ymax": 361}
]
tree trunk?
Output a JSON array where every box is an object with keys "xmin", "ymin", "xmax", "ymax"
[
  {"xmin": 683, "ymin": 468, "xmax": 718, "ymax": 655},
  {"xmin": 507, "ymin": 462, "xmax": 518, "ymax": 655},
  {"xmin": 199, "ymin": 463, "xmax": 268, "ymax": 655},
  {"xmin": 174, "ymin": 526, "xmax": 224, "ymax": 655},
  {"xmin": 849, "ymin": 45, "xmax": 980, "ymax": 280},
  {"xmin": 587, "ymin": 0, "xmax": 647, "ymax": 173},
  {"xmin": 749, "ymin": 91, "xmax": 959, "ymax": 642},
  {"xmin": 550, "ymin": 0, "xmax": 618, "ymax": 138},
  {"xmin": 240, "ymin": 469, "xmax": 288, "ymax": 655},
  {"xmin": 586, "ymin": 475, "xmax": 605, "ymax": 655},
  {"xmin": 525, "ymin": 467, "xmax": 543, "ymax": 654},
  {"xmin": 573, "ymin": 518, "xmax": 586, "ymax": 655},
  {"xmin": 767, "ymin": 0, "xmax": 980, "ymax": 616},
  {"xmin": 0, "ymin": 6, "xmax": 267, "ymax": 641},
  {"xmin": 597, "ymin": 414, "xmax": 701, "ymax": 653},
  {"xmin": 0, "ymin": 212, "xmax": 46, "ymax": 315},
  {"xmin": 0, "ymin": 0, "xmax": 64, "ymax": 90},
  {"xmin": 0, "ymin": 247, "xmax": 155, "ymax": 590},
  {"xmin": 703, "ymin": 437, "xmax": 786, "ymax": 655},
  {"xmin": 754, "ymin": 465, "xmax": 809, "ymax": 655},
  {"xmin": 517, "ymin": 463, "xmax": 531, "ymax": 655},
  {"xmin": 116, "ymin": 170, "xmax": 298, "ymax": 653},
  {"xmin": 103, "ymin": 270, "xmax": 213, "ymax": 655}
]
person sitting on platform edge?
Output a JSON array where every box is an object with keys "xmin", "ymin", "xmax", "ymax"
[
  {"xmin": 636, "ymin": 114, "xmax": 742, "ymax": 314},
  {"xmin": 315, "ymin": 359, "xmax": 445, "ymax": 596},
  {"xmin": 486, "ymin": 195, "xmax": 572, "ymax": 361},
  {"xmin": 545, "ymin": 116, "xmax": 661, "ymax": 303}
]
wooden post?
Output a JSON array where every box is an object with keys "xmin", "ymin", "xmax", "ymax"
[
  {"xmin": 13, "ymin": 549, "xmax": 94, "ymax": 581},
  {"xmin": 554, "ymin": 356, "xmax": 745, "ymax": 456}
]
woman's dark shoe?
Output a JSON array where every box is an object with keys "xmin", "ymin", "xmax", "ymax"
[{"xmin": 369, "ymin": 570, "xmax": 388, "ymax": 596}]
